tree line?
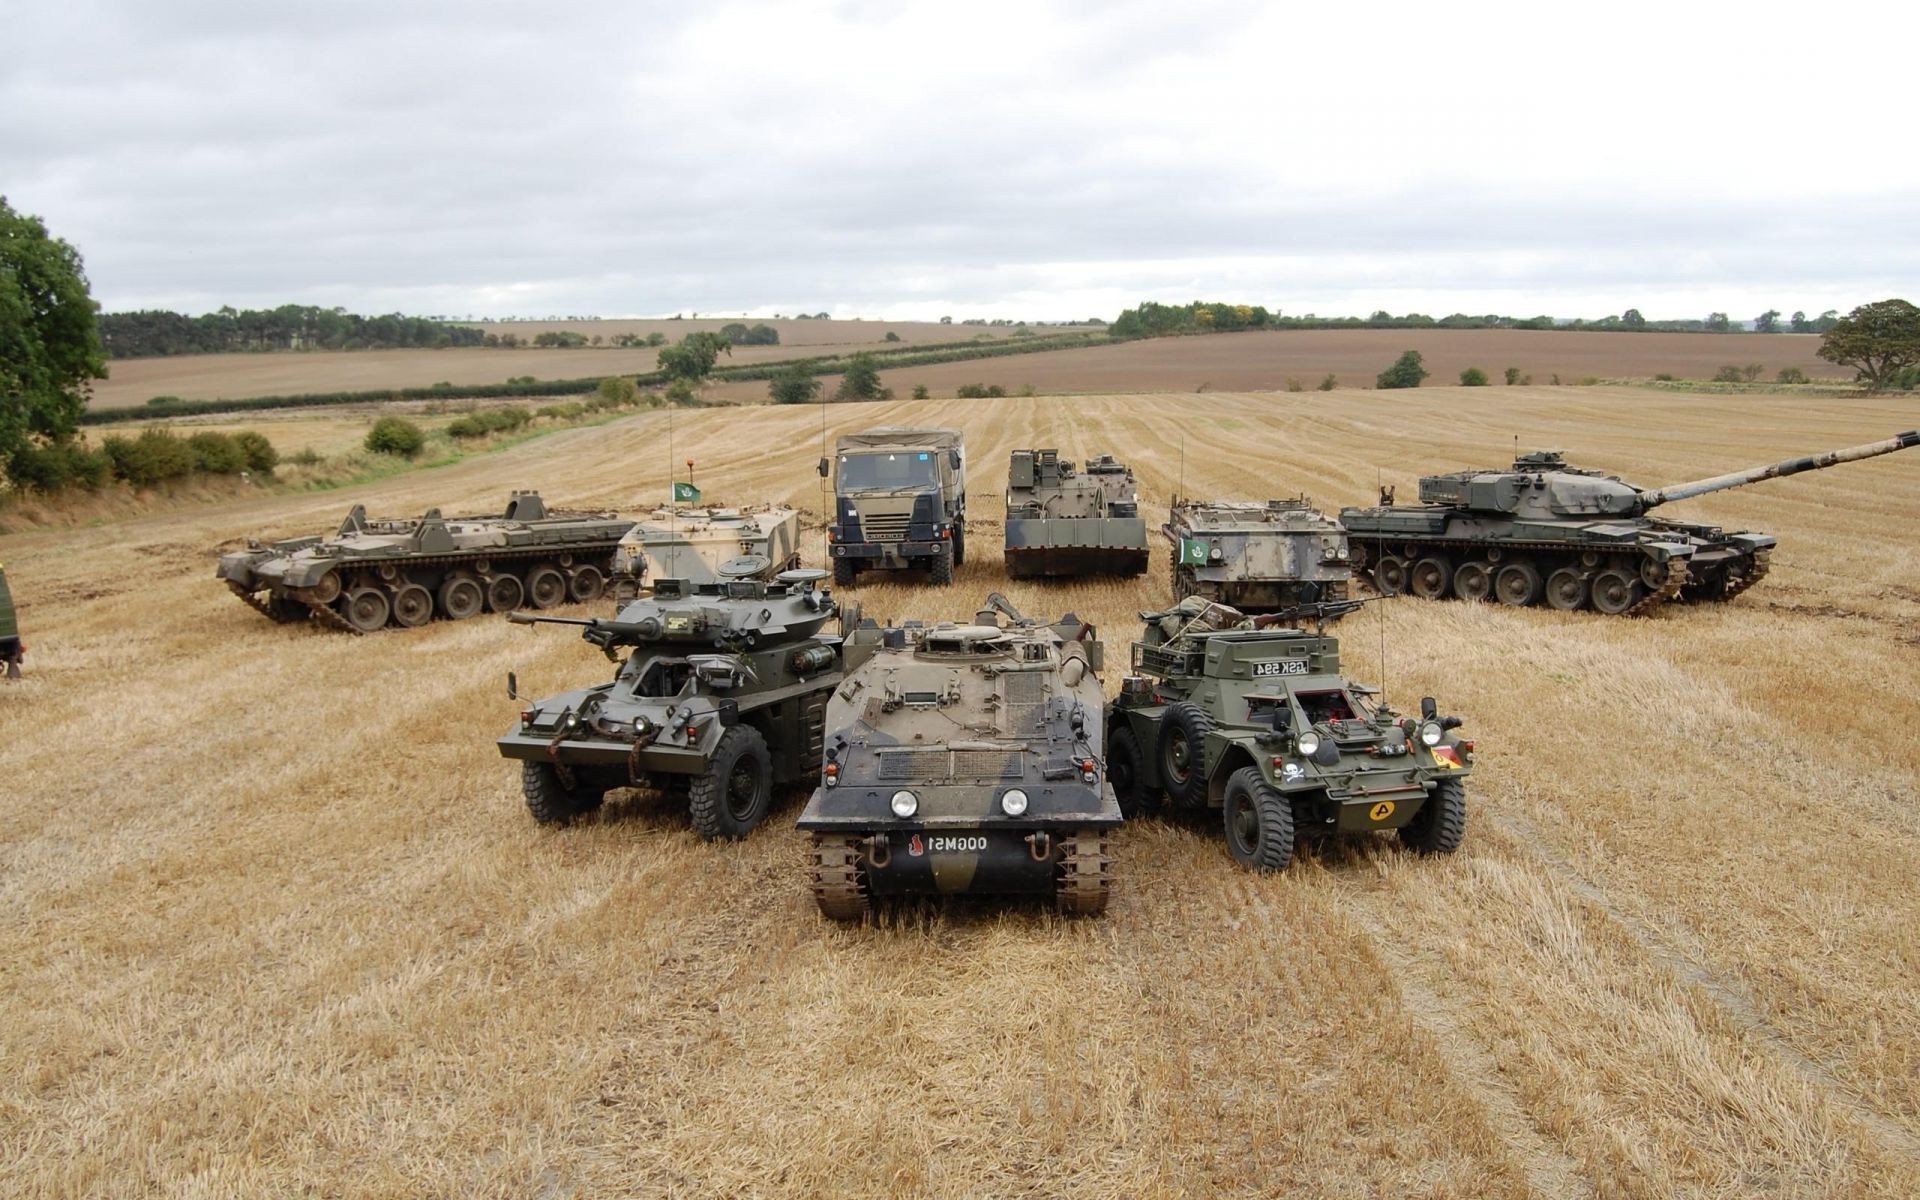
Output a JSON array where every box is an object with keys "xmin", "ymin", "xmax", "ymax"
[
  {"xmin": 1110, "ymin": 301, "xmax": 1845, "ymax": 339},
  {"xmin": 98, "ymin": 305, "xmax": 489, "ymax": 358}
]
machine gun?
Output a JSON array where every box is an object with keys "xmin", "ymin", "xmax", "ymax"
[{"xmin": 1245, "ymin": 594, "xmax": 1377, "ymax": 631}]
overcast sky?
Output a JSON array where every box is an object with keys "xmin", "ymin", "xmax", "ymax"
[{"xmin": 5, "ymin": 0, "xmax": 1915, "ymax": 322}]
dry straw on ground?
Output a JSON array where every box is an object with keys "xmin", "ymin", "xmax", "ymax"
[{"xmin": 2, "ymin": 388, "xmax": 1916, "ymax": 1197}]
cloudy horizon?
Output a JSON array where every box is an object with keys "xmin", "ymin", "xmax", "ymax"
[{"xmin": 6, "ymin": 0, "xmax": 1915, "ymax": 324}]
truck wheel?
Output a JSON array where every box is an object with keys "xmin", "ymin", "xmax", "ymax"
[
  {"xmin": 833, "ymin": 558, "xmax": 857, "ymax": 587},
  {"xmin": 1399, "ymin": 777, "xmax": 1466, "ymax": 854},
  {"xmin": 522, "ymin": 760, "xmax": 605, "ymax": 825},
  {"xmin": 1155, "ymin": 702, "xmax": 1214, "ymax": 808},
  {"xmin": 688, "ymin": 725, "xmax": 773, "ymax": 840},
  {"xmin": 810, "ymin": 834, "xmax": 871, "ymax": 921},
  {"xmin": 1107, "ymin": 723, "xmax": 1159, "ymax": 818},
  {"xmin": 1222, "ymin": 766, "xmax": 1295, "ymax": 872},
  {"xmin": 929, "ymin": 544, "xmax": 955, "ymax": 585},
  {"xmin": 952, "ymin": 524, "xmax": 966, "ymax": 566}
]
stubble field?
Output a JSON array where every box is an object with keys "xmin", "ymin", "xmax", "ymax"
[{"xmin": 3, "ymin": 388, "xmax": 1917, "ymax": 1198}]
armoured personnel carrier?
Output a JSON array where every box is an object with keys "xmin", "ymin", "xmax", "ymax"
[
  {"xmin": 0, "ymin": 559, "xmax": 22, "ymax": 679},
  {"xmin": 608, "ymin": 504, "xmax": 801, "ymax": 605},
  {"xmin": 1340, "ymin": 432, "xmax": 1919, "ymax": 615},
  {"xmin": 798, "ymin": 594, "xmax": 1119, "ymax": 920},
  {"xmin": 498, "ymin": 563, "xmax": 848, "ymax": 839},
  {"xmin": 1164, "ymin": 498, "xmax": 1351, "ymax": 612},
  {"xmin": 1106, "ymin": 596, "xmax": 1474, "ymax": 871},
  {"xmin": 1003, "ymin": 449, "xmax": 1150, "ymax": 578},
  {"xmin": 821, "ymin": 428, "xmax": 966, "ymax": 586},
  {"xmin": 218, "ymin": 491, "xmax": 634, "ymax": 633}
]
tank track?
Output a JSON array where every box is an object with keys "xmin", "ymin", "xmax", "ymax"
[
  {"xmin": 240, "ymin": 545, "xmax": 619, "ymax": 634},
  {"xmin": 1353, "ymin": 537, "xmax": 1698, "ymax": 616},
  {"xmin": 226, "ymin": 581, "xmax": 306, "ymax": 624},
  {"xmin": 1053, "ymin": 829, "xmax": 1112, "ymax": 916},
  {"xmin": 1718, "ymin": 548, "xmax": 1772, "ymax": 601},
  {"xmin": 808, "ymin": 834, "xmax": 871, "ymax": 921},
  {"xmin": 1623, "ymin": 556, "xmax": 1690, "ymax": 616}
]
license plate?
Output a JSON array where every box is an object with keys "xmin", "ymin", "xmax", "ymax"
[
  {"xmin": 923, "ymin": 834, "xmax": 990, "ymax": 853},
  {"xmin": 1252, "ymin": 660, "xmax": 1308, "ymax": 677}
]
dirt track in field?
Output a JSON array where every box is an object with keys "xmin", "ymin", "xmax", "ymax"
[{"xmin": 4, "ymin": 388, "xmax": 1918, "ymax": 1197}]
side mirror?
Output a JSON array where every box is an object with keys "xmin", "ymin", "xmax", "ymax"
[
  {"xmin": 1420, "ymin": 695, "xmax": 1437, "ymax": 720},
  {"xmin": 817, "ymin": 456, "xmax": 830, "ymax": 478},
  {"xmin": 1270, "ymin": 704, "xmax": 1292, "ymax": 732},
  {"xmin": 507, "ymin": 671, "xmax": 519, "ymax": 700},
  {"xmin": 948, "ymin": 449, "xmax": 962, "ymax": 469}
]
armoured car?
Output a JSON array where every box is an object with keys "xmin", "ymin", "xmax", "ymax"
[
  {"xmin": 1106, "ymin": 596, "xmax": 1473, "ymax": 871},
  {"xmin": 1341, "ymin": 432, "xmax": 1918, "ymax": 614},
  {"xmin": 822, "ymin": 428, "xmax": 966, "ymax": 585},
  {"xmin": 1164, "ymin": 498, "xmax": 1351, "ymax": 612},
  {"xmin": 608, "ymin": 504, "xmax": 801, "ymax": 605},
  {"xmin": 799, "ymin": 594, "xmax": 1119, "ymax": 919},
  {"xmin": 0, "ymin": 559, "xmax": 22, "ymax": 679},
  {"xmin": 1003, "ymin": 449, "xmax": 1150, "ymax": 578},
  {"xmin": 218, "ymin": 491, "xmax": 634, "ymax": 632},
  {"xmin": 498, "ymin": 562, "xmax": 847, "ymax": 839}
]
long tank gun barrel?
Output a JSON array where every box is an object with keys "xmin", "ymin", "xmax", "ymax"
[{"xmin": 1639, "ymin": 431, "xmax": 1919, "ymax": 507}]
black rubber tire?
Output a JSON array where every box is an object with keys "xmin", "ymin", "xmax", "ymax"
[
  {"xmin": 1222, "ymin": 766, "xmax": 1295, "ymax": 872},
  {"xmin": 1399, "ymin": 777, "xmax": 1466, "ymax": 854},
  {"xmin": 522, "ymin": 760, "xmax": 605, "ymax": 825},
  {"xmin": 1409, "ymin": 556, "xmax": 1451, "ymax": 600},
  {"xmin": 929, "ymin": 544, "xmax": 955, "ymax": 585},
  {"xmin": 952, "ymin": 524, "xmax": 966, "ymax": 566},
  {"xmin": 1107, "ymin": 722, "xmax": 1159, "ymax": 819},
  {"xmin": 833, "ymin": 557, "xmax": 857, "ymax": 587},
  {"xmin": 439, "ymin": 575, "xmax": 485, "ymax": 620},
  {"xmin": 392, "ymin": 583, "xmax": 434, "ymax": 628},
  {"xmin": 485, "ymin": 574, "xmax": 524, "ymax": 613},
  {"xmin": 526, "ymin": 566, "xmax": 568, "ymax": 609},
  {"xmin": 1155, "ymin": 702, "xmax": 1215, "ymax": 808},
  {"xmin": 688, "ymin": 724, "xmax": 773, "ymax": 840},
  {"xmin": 568, "ymin": 565, "xmax": 605, "ymax": 603},
  {"xmin": 1494, "ymin": 562, "xmax": 1543, "ymax": 607},
  {"xmin": 342, "ymin": 586, "xmax": 390, "ymax": 632}
]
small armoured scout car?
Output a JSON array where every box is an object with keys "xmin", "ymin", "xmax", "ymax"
[
  {"xmin": 1105, "ymin": 596, "xmax": 1473, "ymax": 871},
  {"xmin": 798, "ymin": 595, "xmax": 1120, "ymax": 920},
  {"xmin": 497, "ymin": 561, "xmax": 847, "ymax": 840}
]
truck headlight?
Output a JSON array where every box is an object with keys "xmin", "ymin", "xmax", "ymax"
[
  {"xmin": 1000, "ymin": 788, "xmax": 1028, "ymax": 816},
  {"xmin": 1420, "ymin": 721, "xmax": 1444, "ymax": 746},
  {"xmin": 890, "ymin": 790, "xmax": 918, "ymax": 817},
  {"xmin": 1295, "ymin": 730, "xmax": 1321, "ymax": 756}
]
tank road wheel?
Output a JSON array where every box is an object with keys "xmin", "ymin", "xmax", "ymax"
[
  {"xmin": 568, "ymin": 565, "xmax": 606, "ymax": 603},
  {"xmin": 929, "ymin": 543, "xmax": 955, "ymax": 585},
  {"xmin": 1373, "ymin": 555, "xmax": 1409, "ymax": 596},
  {"xmin": 309, "ymin": 571, "xmax": 343, "ymax": 605},
  {"xmin": 526, "ymin": 566, "xmax": 568, "ymax": 609},
  {"xmin": 521, "ymin": 760, "xmax": 605, "ymax": 825},
  {"xmin": 1155, "ymin": 702, "xmax": 1215, "ymax": 808},
  {"xmin": 1222, "ymin": 766, "xmax": 1295, "ymax": 872},
  {"xmin": 1545, "ymin": 568, "xmax": 1589, "ymax": 611},
  {"xmin": 438, "ymin": 574, "xmax": 485, "ymax": 621},
  {"xmin": 1409, "ymin": 556, "xmax": 1452, "ymax": 600},
  {"xmin": 1494, "ymin": 561, "xmax": 1543, "ymax": 607},
  {"xmin": 1400, "ymin": 777, "xmax": 1466, "ymax": 855},
  {"xmin": 833, "ymin": 557, "xmax": 857, "ymax": 587},
  {"xmin": 688, "ymin": 725, "xmax": 773, "ymax": 840},
  {"xmin": 391, "ymin": 583, "xmax": 434, "ymax": 628},
  {"xmin": 810, "ymin": 834, "xmax": 872, "ymax": 921},
  {"xmin": 1451, "ymin": 561, "xmax": 1493, "ymax": 603},
  {"xmin": 1640, "ymin": 557, "xmax": 1674, "ymax": 590},
  {"xmin": 1107, "ymin": 723, "xmax": 1159, "ymax": 819},
  {"xmin": 1054, "ymin": 830, "xmax": 1112, "ymax": 916},
  {"xmin": 341, "ymin": 586, "xmax": 391, "ymax": 632},
  {"xmin": 485, "ymin": 573, "xmax": 525, "ymax": 613},
  {"xmin": 1590, "ymin": 568, "xmax": 1643, "ymax": 615}
]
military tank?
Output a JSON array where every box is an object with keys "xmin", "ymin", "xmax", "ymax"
[
  {"xmin": 1003, "ymin": 449, "xmax": 1149, "ymax": 578},
  {"xmin": 1106, "ymin": 596, "xmax": 1474, "ymax": 871},
  {"xmin": 217, "ymin": 491, "xmax": 634, "ymax": 633},
  {"xmin": 1164, "ymin": 498, "xmax": 1352, "ymax": 612},
  {"xmin": 608, "ymin": 504, "xmax": 801, "ymax": 606},
  {"xmin": 498, "ymin": 562, "xmax": 850, "ymax": 839},
  {"xmin": 0, "ymin": 558, "xmax": 23, "ymax": 679},
  {"xmin": 1341, "ymin": 432, "xmax": 1919, "ymax": 615},
  {"xmin": 798, "ymin": 594, "xmax": 1120, "ymax": 920}
]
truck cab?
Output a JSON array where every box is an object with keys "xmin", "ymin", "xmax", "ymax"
[{"xmin": 823, "ymin": 427, "xmax": 966, "ymax": 586}]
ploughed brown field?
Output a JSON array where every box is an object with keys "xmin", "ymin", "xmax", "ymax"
[{"xmin": 4, "ymin": 389, "xmax": 1917, "ymax": 1197}]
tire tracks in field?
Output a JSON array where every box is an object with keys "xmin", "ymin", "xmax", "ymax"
[{"xmin": 1493, "ymin": 808, "xmax": 1920, "ymax": 1163}]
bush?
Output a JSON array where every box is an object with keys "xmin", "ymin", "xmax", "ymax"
[
  {"xmin": 446, "ymin": 415, "xmax": 486, "ymax": 439},
  {"xmin": 1317, "ymin": 374, "xmax": 1337, "ymax": 391},
  {"xmin": 365, "ymin": 416, "xmax": 425, "ymax": 457},
  {"xmin": 507, "ymin": 375, "xmax": 536, "ymax": 385},
  {"xmin": 1504, "ymin": 367, "xmax": 1521, "ymax": 385},
  {"xmin": 1711, "ymin": 365, "xmax": 1744, "ymax": 383},
  {"xmin": 284, "ymin": 447, "xmax": 323, "ymax": 467},
  {"xmin": 104, "ymin": 428, "xmax": 196, "ymax": 485},
  {"xmin": 1376, "ymin": 351, "xmax": 1429, "ymax": 389},
  {"xmin": 911, "ymin": 384, "xmax": 929, "ymax": 400},
  {"xmin": 1653, "ymin": 372, "xmax": 1675, "ymax": 382},
  {"xmin": 645, "ymin": 332, "xmax": 667, "ymax": 347},
  {"xmin": 833, "ymin": 353, "xmax": 886, "ymax": 402},
  {"xmin": 664, "ymin": 379, "xmax": 697, "ymax": 406},
  {"xmin": 187, "ymin": 431, "xmax": 248, "ymax": 474},
  {"xmin": 7, "ymin": 439, "xmax": 111, "ymax": 491},
  {"xmin": 596, "ymin": 376, "xmax": 638, "ymax": 407},
  {"xmin": 768, "ymin": 362, "xmax": 822, "ymax": 405},
  {"xmin": 1741, "ymin": 363, "xmax": 1764, "ymax": 382},
  {"xmin": 536, "ymin": 402, "xmax": 586, "ymax": 420},
  {"xmin": 1460, "ymin": 367, "xmax": 1489, "ymax": 386},
  {"xmin": 1776, "ymin": 367, "xmax": 1808, "ymax": 385},
  {"xmin": 146, "ymin": 395, "xmax": 183, "ymax": 408},
  {"xmin": 884, "ymin": 331, "xmax": 901, "ymax": 342},
  {"xmin": 955, "ymin": 383, "xmax": 1007, "ymax": 398},
  {"xmin": 1286, "ymin": 378, "xmax": 1304, "ymax": 392}
]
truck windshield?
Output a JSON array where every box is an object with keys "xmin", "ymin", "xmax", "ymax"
[{"xmin": 838, "ymin": 452, "xmax": 938, "ymax": 491}]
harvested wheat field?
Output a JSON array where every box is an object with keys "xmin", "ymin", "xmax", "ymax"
[{"xmin": 3, "ymin": 388, "xmax": 1917, "ymax": 1198}]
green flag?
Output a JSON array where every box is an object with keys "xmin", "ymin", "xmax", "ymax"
[
  {"xmin": 672, "ymin": 481, "xmax": 701, "ymax": 503},
  {"xmin": 1179, "ymin": 538, "xmax": 1210, "ymax": 566}
]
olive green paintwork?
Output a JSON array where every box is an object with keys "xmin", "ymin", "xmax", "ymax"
[
  {"xmin": 1004, "ymin": 449, "xmax": 1149, "ymax": 578},
  {"xmin": 1164, "ymin": 498, "xmax": 1352, "ymax": 612},
  {"xmin": 825, "ymin": 428, "xmax": 966, "ymax": 579}
]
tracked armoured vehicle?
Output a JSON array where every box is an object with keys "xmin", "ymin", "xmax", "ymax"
[
  {"xmin": 218, "ymin": 491, "xmax": 634, "ymax": 633},
  {"xmin": 498, "ymin": 563, "xmax": 849, "ymax": 839},
  {"xmin": 1106, "ymin": 596, "xmax": 1474, "ymax": 871},
  {"xmin": 0, "ymin": 559, "xmax": 23, "ymax": 679},
  {"xmin": 1165, "ymin": 498, "xmax": 1351, "ymax": 612},
  {"xmin": 1341, "ymin": 432, "xmax": 1919, "ymax": 615},
  {"xmin": 608, "ymin": 504, "xmax": 801, "ymax": 606},
  {"xmin": 799, "ymin": 594, "xmax": 1119, "ymax": 920},
  {"xmin": 1003, "ymin": 449, "xmax": 1150, "ymax": 578}
]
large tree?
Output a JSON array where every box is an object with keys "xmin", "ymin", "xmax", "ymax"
[
  {"xmin": 656, "ymin": 331, "xmax": 731, "ymax": 381},
  {"xmin": 1817, "ymin": 298, "xmax": 1920, "ymax": 390},
  {"xmin": 1, "ymin": 196, "xmax": 105, "ymax": 465}
]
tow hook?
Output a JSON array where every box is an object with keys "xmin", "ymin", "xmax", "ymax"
[
  {"xmin": 1025, "ymin": 831, "xmax": 1053, "ymax": 862},
  {"xmin": 864, "ymin": 833, "xmax": 892, "ymax": 869}
]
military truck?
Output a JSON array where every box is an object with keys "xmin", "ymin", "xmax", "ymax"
[
  {"xmin": 1106, "ymin": 596, "xmax": 1473, "ymax": 871},
  {"xmin": 0, "ymin": 560, "xmax": 23, "ymax": 680},
  {"xmin": 799, "ymin": 594, "xmax": 1119, "ymax": 920},
  {"xmin": 498, "ymin": 563, "xmax": 848, "ymax": 839},
  {"xmin": 608, "ymin": 504, "xmax": 801, "ymax": 606},
  {"xmin": 1341, "ymin": 432, "xmax": 1919, "ymax": 615},
  {"xmin": 1003, "ymin": 449, "xmax": 1150, "ymax": 578},
  {"xmin": 218, "ymin": 491, "xmax": 634, "ymax": 632},
  {"xmin": 821, "ymin": 428, "xmax": 966, "ymax": 586},
  {"xmin": 1164, "ymin": 498, "xmax": 1352, "ymax": 612}
]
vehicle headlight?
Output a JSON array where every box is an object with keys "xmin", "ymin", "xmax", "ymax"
[
  {"xmin": 1000, "ymin": 788, "xmax": 1029, "ymax": 816},
  {"xmin": 1209, "ymin": 547, "xmax": 1223, "ymax": 560},
  {"xmin": 1295, "ymin": 730, "xmax": 1321, "ymax": 756},
  {"xmin": 1420, "ymin": 721, "xmax": 1444, "ymax": 747},
  {"xmin": 564, "ymin": 711, "xmax": 580, "ymax": 729},
  {"xmin": 889, "ymin": 789, "xmax": 918, "ymax": 817}
]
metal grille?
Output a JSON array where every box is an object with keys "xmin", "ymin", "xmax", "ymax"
[
  {"xmin": 952, "ymin": 750, "xmax": 1022, "ymax": 778},
  {"xmin": 861, "ymin": 513, "xmax": 911, "ymax": 543},
  {"xmin": 1002, "ymin": 672, "xmax": 1046, "ymax": 733},
  {"xmin": 878, "ymin": 749, "xmax": 947, "ymax": 781}
]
